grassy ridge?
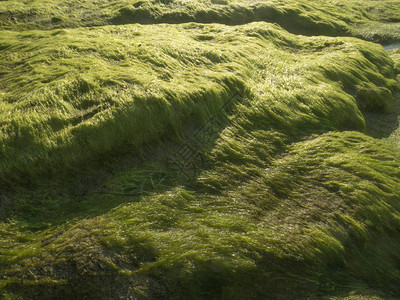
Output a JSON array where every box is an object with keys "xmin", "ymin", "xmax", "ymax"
[
  {"xmin": 0, "ymin": 23, "xmax": 397, "ymax": 187},
  {"xmin": 0, "ymin": 23, "xmax": 246, "ymax": 185},
  {"xmin": 1, "ymin": 21, "xmax": 400, "ymax": 298},
  {"xmin": 1, "ymin": 0, "xmax": 400, "ymax": 42},
  {"xmin": 1, "ymin": 0, "xmax": 400, "ymax": 299}
]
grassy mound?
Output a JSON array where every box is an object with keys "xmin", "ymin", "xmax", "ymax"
[
  {"xmin": 1, "ymin": 20, "xmax": 400, "ymax": 298},
  {"xmin": 0, "ymin": 23, "xmax": 397, "ymax": 187},
  {"xmin": 1, "ymin": 0, "xmax": 400, "ymax": 299}
]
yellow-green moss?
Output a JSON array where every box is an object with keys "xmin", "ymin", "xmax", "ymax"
[{"xmin": 1, "ymin": 1, "xmax": 400, "ymax": 299}]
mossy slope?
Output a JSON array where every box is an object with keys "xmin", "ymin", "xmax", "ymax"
[
  {"xmin": 0, "ymin": 20, "xmax": 400, "ymax": 299},
  {"xmin": 3, "ymin": 132, "xmax": 400, "ymax": 299},
  {"xmin": 0, "ymin": 23, "xmax": 397, "ymax": 186},
  {"xmin": 1, "ymin": 0, "xmax": 400, "ymax": 299}
]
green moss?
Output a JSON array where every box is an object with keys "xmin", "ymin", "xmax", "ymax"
[
  {"xmin": 0, "ymin": 23, "xmax": 397, "ymax": 187},
  {"xmin": 4, "ymin": 131, "xmax": 400, "ymax": 299},
  {"xmin": 1, "ymin": 0, "xmax": 400, "ymax": 42},
  {"xmin": 1, "ymin": 1, "xmax": 400, "ymax": 299},
  {"xmin": 350, "ymin": 22, "xmax": 400, "ymax": 44}
]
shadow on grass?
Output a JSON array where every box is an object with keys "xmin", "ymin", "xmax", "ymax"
[
  {"xmin": 110, "ymin": 4, "xmax": 346, "ymax": 37},
  {"xmin": 364, "ymin": 93, "xmax": 400, "ymax": 139},
  {"xmin": 1, "ymin": 92, "xmax": 246, "ymax": 230},
  {"xmin": 364, "ymin": 111, "xmax": 399, "ymax": 138}
]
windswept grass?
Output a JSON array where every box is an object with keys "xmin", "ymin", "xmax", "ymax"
[
  {"xmin": 3, "ymin": 131, "xmax": 400, "ymax": 299},
  {"xmin": 1, "ymin": 0, "xmax": 400, "ymax": 42},
  {"xmin": 350, "ymin": 22, "xmax": 400, "ymax": 44},
  {"xmin": 0, "ymin": 23, "xmax": 397, "ymax": 188},
  {"xmin": 1, "ymin": 0, "xmax": 400, "ymax": 299},
  {"xmin": 388, "ymin": 48, "xmax": 400, "ymax": 75}
]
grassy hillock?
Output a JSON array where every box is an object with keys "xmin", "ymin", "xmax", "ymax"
[{"xmin": 1, "ymin": 0, "xmax": 400, "ymax": 299}]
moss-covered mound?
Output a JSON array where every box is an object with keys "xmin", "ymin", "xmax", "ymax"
[
  {"xmin": 1, "ymin": 0, "xmax": 400, "ymax": 299},
  {"xmin": 0, "ymin": 22, "xmax": 397, "ymax": 185}
]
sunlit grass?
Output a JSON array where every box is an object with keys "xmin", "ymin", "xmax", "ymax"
[
  {"xmin": 1, "ymin": 0, "xmax": 399, "ymax": 42},
  {"xmin": 1, "ymin": 0, "xmax": 400, "ymax": 299},
  {"xmin": 0, "ymin": 23, "xmax": 397, "ymax": 187}
]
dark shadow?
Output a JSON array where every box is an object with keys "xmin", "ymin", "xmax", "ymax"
[
  {"xmin": 364, "ymin": 93, "xmax": 400, "ymax": 138},
  {"xmin": 109, "ymin": 4, "xmax": 346, "ymax": 37},
  {"xmin": 364, "ymin": 111, "xmax": 400, "ymax": 138}
]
